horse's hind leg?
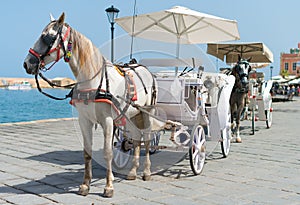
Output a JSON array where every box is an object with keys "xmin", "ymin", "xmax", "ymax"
[
  {"xmin": 142, "ymin": 140, "xmax": 151, "ymax": 181},
  {"xmin": 142, "ymin": 111, "xmax": 152, "ymax": 181},
  {"xmin": 127, "ymin": 139, "xmax": 141, "ymax": 180},
  {"xmin": 78, "ymin": 118, "xmax": 93, "ymax": 196}
]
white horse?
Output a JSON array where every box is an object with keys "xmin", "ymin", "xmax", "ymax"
[{"xmin": 23, "ymin": 13, "xmax": 157, "ymax": 197}]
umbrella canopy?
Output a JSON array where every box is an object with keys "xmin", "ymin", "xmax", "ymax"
[
  {"xmin": 288, "ymin": 78, "xmax": 300, "ymax": 85},
  {"xmin": 207, "ymin": 42, "xmax": 274, "ymax": 63},
  {"xmin": 115, "ymin": 6, "xmax": 240, "ymax": 45},
  {"xmin": 272, "ymin": 75, "xmax": 288, "ymax": 83}
]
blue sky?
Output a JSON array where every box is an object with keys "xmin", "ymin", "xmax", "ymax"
[{"xmin": 1, "ymin": 0, "xmax": 299, "ymax": 79}]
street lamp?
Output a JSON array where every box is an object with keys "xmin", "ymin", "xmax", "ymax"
[
  {"xmin": 105, "ymin": 5, "xmax": 120, "ymax": 63},
  {"xmin": 270, "ymin": 66, "xmax": 273, "ymax": 80}
]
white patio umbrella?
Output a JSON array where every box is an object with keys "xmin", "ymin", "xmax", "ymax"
[
  {"xmin": 272, "ymin": 75, "xmax": 288, "ymax": 83},
  {"xmin": 115, "ymin": 6, "xmax": 240, "ymax": 57},
  {"xmin": 207, "ymin": 42, "xmax": 274, "ymax": 63}
]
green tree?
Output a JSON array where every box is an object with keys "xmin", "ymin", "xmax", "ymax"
[{"xmin": 280, "ymin": 69, "xmax": 289, "ymax": 79}]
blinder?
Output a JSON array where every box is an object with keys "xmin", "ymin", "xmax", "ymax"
[
  {"xmin": 41, "ymin": 24, "xmax": 63, "ymax": 47},
  {"xmin": 41, "ymin": 33, "xmax": 57, "ymax": 47}
]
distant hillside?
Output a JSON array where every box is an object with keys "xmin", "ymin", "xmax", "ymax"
[{"xmin": 0, "ymin": 77, "xmax": 75, "ymax": 88}]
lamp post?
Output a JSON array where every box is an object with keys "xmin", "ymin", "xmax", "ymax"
[
  {"xmin": 270, "ymin": 66, "xmax": 273, "ymax": 80},
  {"xmin": 105, "ymin": 5, "xmax": 120, "ymax": 63}
]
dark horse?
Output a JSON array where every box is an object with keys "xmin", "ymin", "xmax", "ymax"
[{"xmin": 230, "ymin": 56, "xmax": 251, "ymax": 143}]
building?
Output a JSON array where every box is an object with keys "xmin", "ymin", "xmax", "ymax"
[
  {"xmin": 51, "ymin": 77, "xmax": 75, "ymax": 88},
  {"xmin": 280, "ymin": 43, "xmax": 300, "ymax": 77}
]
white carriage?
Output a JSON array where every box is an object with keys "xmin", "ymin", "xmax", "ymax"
[
  {"xmin": 248, "ymin": 71, "xmax": 273, "ymax": 134},
  {"xmin": 112, "ymin": 58, "xmax": 235, "ymax": 175}
]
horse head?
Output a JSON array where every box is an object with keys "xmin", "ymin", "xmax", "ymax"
[
  {"xmin": 23, "ymin": 13, "xmax": 71, "ymax": 75},
  {"xmin": 232, "ymin": 55, "xmax": 251, "ymax": 90}
]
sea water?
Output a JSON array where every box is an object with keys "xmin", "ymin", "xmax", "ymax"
[{"xmin": 0, "ymin": 88, "xmax": 74, "ymax": 123}]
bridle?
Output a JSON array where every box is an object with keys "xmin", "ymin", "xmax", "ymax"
[
  {"xmin": 232, "ymin": 60, "xmax": 251, "ymax": 93},
  {"xmin": 26, "ymin": 21, "xmax": 107, "ymax": 101},
  {"xmin": 29, "ymin": 22, "xmax": 72, "ymax": 71},
  {"xmin": 25, "ymin": 21, "xmax": 77, "ymax": 100}
]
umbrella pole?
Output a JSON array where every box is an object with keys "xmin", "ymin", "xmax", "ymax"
[{"xmin": 175, "ymin": 37, "xmax": 180, "ymax": 75}]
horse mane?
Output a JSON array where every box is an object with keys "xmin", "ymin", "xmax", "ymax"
[
  {"xmin": 69, "ymin": 28, "xmax": 104, "ymax": 79},
  {"xmin": 220, "ymin": 68, "xmax": 232, "ymax": 75}
]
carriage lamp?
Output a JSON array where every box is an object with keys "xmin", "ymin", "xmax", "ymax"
[
  {"xmin": 204, "ymin": 77, "xmax": 214, "ymax": 89},
  {"xmin": 270, "ymin": 66, "xmax": 273, "ymax": 80},
  {"xmin": 105, "ymin": 5, "xmax": 120, "ymax": 63}
]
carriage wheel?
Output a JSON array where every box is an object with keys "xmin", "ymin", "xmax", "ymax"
[
  {"xmin": 221, "ymin": 112, "xmax": 231, "ymax": 158},
  {"xmin": 265, "ymin": 101, "xmax": 273, "ymax": 128},
  {"xmin": 112, "ymin": 127, "xmax": 132, "ymax": 169},
  {"xmin": 189, "ymin": 124, "xmax": 206, "ymax": 175},
  {"xmin": 149, "ymin": 131, "xmax": 161, "ymax": 155}
]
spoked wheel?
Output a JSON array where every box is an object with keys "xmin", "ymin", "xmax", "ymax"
[
  {"xmin": 112, "ymin": 127, "xmax": 132, "ymax": 169},
  {"xmin": 149, "ymin": 131, "xmax": 161, "ymax": 155},
  {"xmin": 265, "ymin": 100, "xmax": 273, "ymax": 128},
  {"xmin": 189, "ymin": 124, "xmax": 206, "ymax": 175},
  {"xmin": 221, "ymin": 112, "xmax": 231, "ymax": 158}
]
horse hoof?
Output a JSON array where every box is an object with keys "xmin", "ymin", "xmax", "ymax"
[
  {"xmin": 78, "ymin": 184, "xmax": 90, "ymax": 196},
  {"xmin": 103, "ymin": 187, "xmax": 114, "ymax": 198},
  {"xmin": 127, "ymin": 175, "xmax": 137, "ymax": 180},
  {"xmin": 142, "ymin": 175, "xmax": 151, "ymax": 181},
  {"xmin": 236, "ymin": 137, "xmax": 242, "ymax": 143}
]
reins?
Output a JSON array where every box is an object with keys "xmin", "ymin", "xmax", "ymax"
[{"xmin": 35, "ymin": 56, "xmax": 105, "ymax": 101}]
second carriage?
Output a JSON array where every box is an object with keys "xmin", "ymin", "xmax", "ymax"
[{"xmin": 247, "ymin": 71, "xmax": 273, "ymax": 135}]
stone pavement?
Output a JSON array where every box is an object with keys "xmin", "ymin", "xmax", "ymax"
[{"xmin": 0, "ymin": 100, "xmax": 299, "ymax": 205}]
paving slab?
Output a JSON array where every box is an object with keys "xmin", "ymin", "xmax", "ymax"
[{"xmin": 0, "ymin": 100, "xmax": 299, "ymax": 204}]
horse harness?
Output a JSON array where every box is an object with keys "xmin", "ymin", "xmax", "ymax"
[
  {"xmin": 31, "ymin": 22, "xmax": 157, "ymax": 126},
  {"xmin": 69, "ymin": 61, "xmax": 157, "ymax": 126},
  {"xmin": 36, "ymin": 60, "xmax": 156, "ymax": 126}
]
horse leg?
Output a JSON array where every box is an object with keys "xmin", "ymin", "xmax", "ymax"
[
  {"xmin": 78, "ymin": 118, "xmax": 93, "ymax": 196},
  {"xmin": 142, "ymin": 140, "xmax": 151, "ymax": 181},
  {"xmin": 142, "ymin": 111, "xmax": 152, "ymax": 181},
  {"xmin": 102, "ymin": 117, "xmax": 115, "ymax": 198},
  {"xmin": 127, "ymin": 139, "xmax": 140, "ymax": 180},
  {"xmin": 236, "ymin": 103, "xmax": 243, "ymax": 143},
  {"xmin": 230, "ymin": 99, "xmax": 236, "ymax": 137}
]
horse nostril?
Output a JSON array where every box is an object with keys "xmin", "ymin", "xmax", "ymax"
[{"xmin": 23, "ymin": 62, "xmax": 28, "ymax": 69}]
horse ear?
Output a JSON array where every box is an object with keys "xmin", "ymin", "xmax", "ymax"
[
  {"xmin": 247, "ymin": 57, "xmax": 252, "ymax": 62},
  {"xmin": 50, "ymin": 13, "xmax": 55, "ymax": 22},
  {"xmin": 57, "ymin": 12, "xmax": 65, "ymax": 25}
]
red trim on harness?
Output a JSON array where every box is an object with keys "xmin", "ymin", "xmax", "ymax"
[
  {"xmin": 69, "ymin": 92, "xmax": 126, "ymax": 126},
  {"xmin": 29, "ymin": 48, "xmax": 41, "ymax": 59},
  {"xmin": 126, "ymin": 71, "xmax": 138, "ymax": 101},
  {"xmin": 48, "ymin": 26, "xmax": 71, "ymax": 62}
]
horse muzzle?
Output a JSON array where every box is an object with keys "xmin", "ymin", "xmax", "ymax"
[
  {"xmin": 241, "ymin": 76, "xmax": 248, "ymax": 85},
  {"xmin": 23, "ymin": 54, "xmax": 40, "ymax": 75}
]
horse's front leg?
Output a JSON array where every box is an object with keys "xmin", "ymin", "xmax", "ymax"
[
  {"xmin": 102, "ymin": 117, "xmax": 115, "ymax": 198},
  {"xmin": 142, "ymin": 140, "xmax": 151, "ymax": 181},
  {"xmin": 230, "ymin": 101, "xmax": 236, "ymax": 135},
  {"xmin": 235, "ymin": 104, "xmax": 243, "ymax": 143},
  {"xmin": 78, "ymin": 118, "xmax": 94, "ymax": 196}
]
